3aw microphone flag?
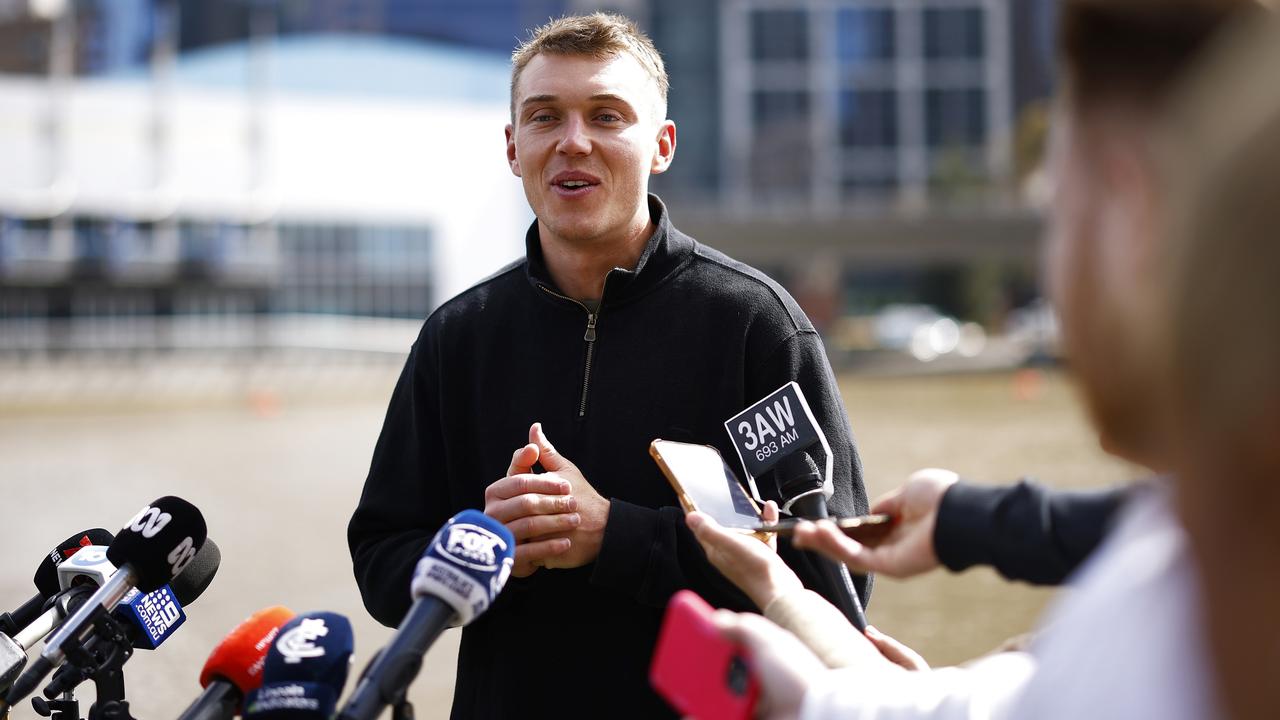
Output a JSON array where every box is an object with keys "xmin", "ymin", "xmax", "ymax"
[{"xmin": 723, "ymin": 381, "xmax": 832, "ymax": 504}]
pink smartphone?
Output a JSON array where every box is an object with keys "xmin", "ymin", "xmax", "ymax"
[{"xmin": 650, "ymin": 590, "xmax": 759, "ymax": 720}]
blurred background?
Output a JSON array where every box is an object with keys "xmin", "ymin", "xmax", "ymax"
[{"xmin": 0, "ymin": 0, "xmax": 1131, "ymax": 717}]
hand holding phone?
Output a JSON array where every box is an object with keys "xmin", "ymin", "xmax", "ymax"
[
  {"xmin": 650, "ymin": 439, "xmax": 894, "ymax": 543},
  {"xmin": 650, "ymin": 590, "xmax": 759, "ymax": 720}
]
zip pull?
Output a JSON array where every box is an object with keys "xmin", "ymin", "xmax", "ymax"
[{"xmin": 584, "ymin": 313, "xmax": 598, "ymax": 342}]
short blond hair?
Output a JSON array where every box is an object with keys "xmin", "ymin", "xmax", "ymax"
[{"xmin": 510, "ymin": 13, "xmax": 669, "ymax": 119}]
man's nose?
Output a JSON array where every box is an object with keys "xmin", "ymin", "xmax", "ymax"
[{"xmin": 556, "ymin": 116, "xmax": 591, "ymax": 156}]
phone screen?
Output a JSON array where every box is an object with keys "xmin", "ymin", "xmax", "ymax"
[{"xmin": 650, "ymin": 439, "xmax": 762, "ymax": 530}]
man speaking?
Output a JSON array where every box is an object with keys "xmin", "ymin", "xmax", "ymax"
[{"xmin": 348, "ymin": 13, "xmax": 870, "ymax": 718}]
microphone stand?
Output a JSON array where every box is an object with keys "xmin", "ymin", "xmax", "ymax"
[{"xmin": 35, "ymin": 607, "xmax": 137, "ymax": 720}]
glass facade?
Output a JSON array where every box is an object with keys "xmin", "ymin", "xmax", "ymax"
[
  {"xmin": 0, "ymin": 215, "xmax": 435, "ymax": 322},
  {"xmin": 727, "ymin": 0, "xmax": 1007, "ymax": 208}
]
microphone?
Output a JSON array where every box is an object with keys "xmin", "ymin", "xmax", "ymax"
[
  {"xmin": 0, "ymin": 529, "xmax": 115, "ymax": 692},
  {"xmin": 337, "ymin": 509, "xmax": 516, "ymax": 720},
  {"xmin": 176, "ymin": 606, "xmax": 296, "ymax": 720},
  {"xmin": 724, "ymin": 383, "xmax": 866, "ymax": 630},
  {"xmin": 0, "ymin": 528, "xmax": 115, "ymax": 639},
  {"xmin": 38, "ymin": 539, "xmax": 222, "ymax": 699},
  {"xmin": 776, "ymin": 453, "xmax": 827, "ymax": 519},
  {"xmin": 243, "ymin": 612, "xmax": 354, "ymax": 719},
  {"xmin": 0, "ymin": 496, "xmax": 207, "ymax": 710},
  {"xmin": 775, "ymin": 453, "xmax": 867, "ymax": 631}
]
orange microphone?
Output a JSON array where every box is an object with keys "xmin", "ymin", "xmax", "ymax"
[{"xmin": 179, "ymin": 606, "xmax": 296, "ymax": 720}]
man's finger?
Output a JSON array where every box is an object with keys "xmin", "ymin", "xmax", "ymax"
[
  {"xmin": 507, "ymin": 443, "xmax": 540, "ymax": 476},
  {"xmin": 530, "ymin": 422, "xmax": 572, "ymax": 472},
  {"xmin": 506, "ymin": 512, "xmax": 581, "ymax": 541},
  {"xmin": 515, "ymin": 537, "xmax": 571, "ymax": 567},
  {"xmin": 485, "ymin": 473, "xmax": 570, "ymax": 502},
  {"xmin": 486, "ymin": 493, "xmax": 578, "ymax": 523}
]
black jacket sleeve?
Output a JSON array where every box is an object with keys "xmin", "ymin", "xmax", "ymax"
[
  {"xmin": 934, "ymin": 480, "xmax": 1129, "ymax": 585},
  {"xmin": 347, "ymin": 336, "xmax": 454, "ymax": 627}
]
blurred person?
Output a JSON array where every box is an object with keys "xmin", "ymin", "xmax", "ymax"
[
  {"xmin": 346, "ymin": 13, "xmax": 871, "ymax": 719},
  {"xmin": 699, "ymin": 1, "xmax": 1271, "ymax": 718},
  {"xmin": 1159, "ymin": 19, "xmax": 1280, "ymax": 720}
]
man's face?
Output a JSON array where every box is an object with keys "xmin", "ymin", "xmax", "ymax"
[
  {"xmin": 1044, "ymin": 109, "xmax": 1164, "ymax": 466},
  {"xmin": 506, "ymin": 52, "xmax": 675, "ymax": 248}
]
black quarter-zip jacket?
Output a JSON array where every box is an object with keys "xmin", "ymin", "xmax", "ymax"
[{"xmin": 349, "ymin": 195, "xmax": 870, "ymax": 719}]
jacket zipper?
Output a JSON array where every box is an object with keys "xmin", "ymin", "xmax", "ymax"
[{"xmin": 538, "ymin": 285, "xmax": 600, "ymax": 418}]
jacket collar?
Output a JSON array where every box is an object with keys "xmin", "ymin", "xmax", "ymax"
[{"xmin": 524, "ymin": 194, "xmax": 694, "ymax": 306}]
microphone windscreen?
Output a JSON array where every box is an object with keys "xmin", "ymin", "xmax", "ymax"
[
  {"xmin": 34, "ymin": 528, "xmax": 116, "ymax": 597},
  {"xmin": 200, "ymin": 606, "xmax": 296, "ymax": 695},
  {"xmin": 108, "ymin": 496, "xmax": 208, "ymax": 592},
  {"xmin": 776, "ymin": 452, "xmax": 822, "ymax": 499},
  {"xmin": 171, "ymin": 538, "xmax": 220, "ymax": 606},
  {"xmin": 410, "ymin": 509, "xmax": 515, "ymax": 626},
  {"xmin": 243, "ymin": 681, "xmax": 339, "ymax": 719},
  {"xmin": 260, "ymin": 612, "xmax": 354, "ymax": 692}
]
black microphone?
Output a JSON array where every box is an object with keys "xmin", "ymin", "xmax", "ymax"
[
  {"xmin": 0, "ymin": 496, "xmax": 207, "ymax": 711},
  {"xmin": 0, "ymin": 528, "xmax": 116, "ymax": 639},
  {"xmin": 39, "ymin": 538, "xmax": 222, "ymax": 700},
  {"xmin": 776, "ymin": 453, "xmax": 868, "ymax": 631},
  {"xmin": 1, "ymin": 529, "xmax": 115, "ymax": 692},
  {"xmin": 337, "ymin": 510, "xmax": 516, "ymax": 720},
  {"xmin": 723, "ymin": 382, "xmax": 866, "ymax": 631}
]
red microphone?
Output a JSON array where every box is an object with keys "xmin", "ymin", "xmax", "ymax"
[{"xmin": 179, "ymin": 606, "xmax": 296, "ymax": 720}]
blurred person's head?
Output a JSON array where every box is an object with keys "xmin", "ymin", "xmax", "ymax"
[
  {"xmin": 1044, "ymin": 0, "xmax": 1263, "ymax": 468},
  {"xmin": 1159, "ymin": 18, "xmax": 1280, "ymax": 718},
  {"xmin": 505, "ymin": 13, "xmax": 675, "ymax": 257}
]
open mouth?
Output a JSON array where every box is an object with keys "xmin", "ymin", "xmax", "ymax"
[{"xmin": 550, "ymin": 172, "xmax": 601, "ymax": 197}]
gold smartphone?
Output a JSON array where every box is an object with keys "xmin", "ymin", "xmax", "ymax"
[{"xmin": 649, "ymin": 439, "xmax": 893, "ymax": 543}]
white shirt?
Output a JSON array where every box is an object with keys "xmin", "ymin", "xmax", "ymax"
[{"xmin": 799, "ymin": 484, "xmax": 1218, "ymax": 720}]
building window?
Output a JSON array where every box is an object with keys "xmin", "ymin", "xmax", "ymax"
[
  {"xmin": 839, "ymin": 89, "xmax": 897, "ymax": 148},
  {"xmin": 836, "ymin": 8, "xmax": 895, "ymax": 63},
  {"xmin": 751, "ymin": 9, "xmax": 809, "ymax": 62},
  {"xmin": 924, "ymin": 7, "xmax": 984, "ymax": 61},
  {"xmin": 750, "ymin": 90, "xmax": 812, "ymax": 196},
  {"xmin": 926, "ymin": 87, "xmax": 986, "ymax": 148}
]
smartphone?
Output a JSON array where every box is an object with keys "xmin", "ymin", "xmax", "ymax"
[
  {"xmin": 649, "ymin": 439, "xmax": 895, "ymax": 543},
  {"xmin": 650, "ymin": 590, "xmax": 758, "ymax": 720}
]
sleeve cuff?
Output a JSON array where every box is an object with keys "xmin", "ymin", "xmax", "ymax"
[
  {"xmin": 589, "ymin": 498, "xmax": 658, "ymax": 595},
  {"xmin": 934, "ymin": 481, "xmax": 1004, "ymax": 573}
]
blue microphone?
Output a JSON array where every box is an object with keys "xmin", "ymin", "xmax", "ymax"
[
  {"xmin": 244, "ymin": 612, "xmax": 354, "ymax": 719},
  {"xmin": 337, "ymin": 510, "xmax": 515, "ymax": 720}
]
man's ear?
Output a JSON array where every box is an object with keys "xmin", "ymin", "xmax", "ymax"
[
  {"xmin": 651, "ymin": 120, "xmax": 676, "ymax": 175},
  {"xmin": 505, "ymin": 123, "xmax": 521, "ymax": 177}
]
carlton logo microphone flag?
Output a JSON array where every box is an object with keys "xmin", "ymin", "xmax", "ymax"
[{"xmin": 724, "ymin": 381, "xmax": 831, "ymax": 503}]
